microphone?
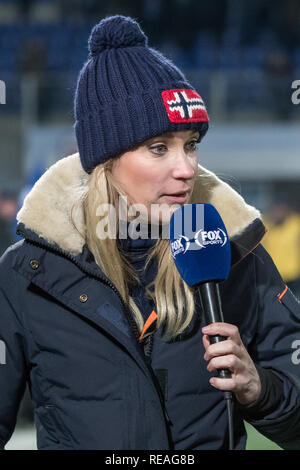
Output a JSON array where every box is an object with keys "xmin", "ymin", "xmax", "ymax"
[{"xmin": 169, "ymin": 202, "xmax": 234, "ymax": 448}]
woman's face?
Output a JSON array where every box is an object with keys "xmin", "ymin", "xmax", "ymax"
[{"xmin": 111, "ymin": 129, "xmax": 200, "ymax": 224}]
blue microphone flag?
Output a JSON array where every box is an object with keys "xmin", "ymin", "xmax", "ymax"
[{"xmin": 169, "ymin": 203, "xmax": 231, "ymax": 286}]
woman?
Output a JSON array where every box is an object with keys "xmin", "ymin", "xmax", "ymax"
[{"xmin": 1, "ymin": 15, "xmax": 300, "ymax": 451}]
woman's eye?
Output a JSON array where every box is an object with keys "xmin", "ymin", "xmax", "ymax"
[
  {"xmin": 149, "ymin": 139, "xmax": 199, "ymax": 155},
  {"xmin": 150, "ymin": 145, "xmax": 167, "ymax": 155},
  {"xmin": 186, "ymin": 140, "xmax": 198, "ymax": 152}
]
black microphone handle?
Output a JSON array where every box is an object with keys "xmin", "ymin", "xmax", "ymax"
[{"xmin": 197, "ymin": 281, "xmax": 231, "ymax": 380}]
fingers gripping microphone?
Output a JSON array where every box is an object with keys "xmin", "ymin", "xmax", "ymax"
[{"xmin": 169, "ymin": 203, "xmax": 234, "ymax": 449}]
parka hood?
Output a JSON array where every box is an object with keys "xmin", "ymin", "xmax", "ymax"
[{"xmin": 16, "ymin": 152, "xmax": 265, "ymax": 260}]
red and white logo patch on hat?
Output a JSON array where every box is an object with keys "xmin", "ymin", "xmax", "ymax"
[{"xmin": 161, "ymin": 89, "xmax": 209, "ymax": 123}]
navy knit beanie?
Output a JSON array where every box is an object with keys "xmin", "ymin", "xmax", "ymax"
[{"xmin": 74, "ymin": 15, "xmax": 209, "ymax": 174}]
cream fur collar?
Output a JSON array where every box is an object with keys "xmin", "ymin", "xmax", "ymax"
[{"xmin": 16, "ymin": 153, "xmax": 261, "ymax": 256}]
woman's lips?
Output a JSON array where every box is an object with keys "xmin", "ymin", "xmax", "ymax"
[{"xmin": 163, "ymin": 192, "xmax": 189, "ymax": 203}]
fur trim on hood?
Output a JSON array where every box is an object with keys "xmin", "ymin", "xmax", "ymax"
[{"xmin": 16, "ymin": 153, "xmax": 262, "ymax": 256}]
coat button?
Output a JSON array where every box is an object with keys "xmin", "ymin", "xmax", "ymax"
[
  {"xmin": 29, "ymin": 259, "xmax": 39, "ymax": 270},
  {"xmin": 79, "ymin": 293, "xmax": 88, "ymax": 302}
]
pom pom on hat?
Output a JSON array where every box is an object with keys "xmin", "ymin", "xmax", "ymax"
[{"xmin": 88, "ymin": 15, "xmax": 148, "ymax": 56}]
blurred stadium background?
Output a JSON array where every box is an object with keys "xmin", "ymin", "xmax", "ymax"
[{"xmin": 0, "ymin": 0, "xmax": 300, "ymax": 451}]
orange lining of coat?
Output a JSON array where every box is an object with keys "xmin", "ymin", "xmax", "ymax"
[
  {"xmin": 139, "ymin": 310, "xmax": 158, "ymax": 342},
  {"xmin": 277, "ymin": 285, "xmax": 288, "ymax": 303}
]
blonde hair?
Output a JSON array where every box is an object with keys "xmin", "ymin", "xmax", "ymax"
[{"xmin": 74, "ymin": 159, "xmax": 211, "ymax": 341}]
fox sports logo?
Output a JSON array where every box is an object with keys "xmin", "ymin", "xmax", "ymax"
[
  {"xmin": 171, "ymin": 228, "xmax": 227, "ymax": 258},
  {"xmin": 195, "ymin": 228, "xmax": 227, "ymax": 248}
]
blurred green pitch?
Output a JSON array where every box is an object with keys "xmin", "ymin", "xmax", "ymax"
[{"xmin": 245, "ymin": 422, "xmax": 282, "ymax": 450}]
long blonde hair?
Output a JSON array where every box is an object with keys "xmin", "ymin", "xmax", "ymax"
[{"xmin": 75, "ymin": 159, "xmax": 211, "ymax": 341}]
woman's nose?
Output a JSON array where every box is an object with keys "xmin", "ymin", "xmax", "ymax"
[{"xmin": 172, "ymin": 152, "xmax": 196, "ymax": 179}]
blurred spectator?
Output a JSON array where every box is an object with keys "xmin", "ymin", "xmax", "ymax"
[
  {"xmin": 18, "ymin": 38, "xmax": 47, "ymax": 75},
  {"xmin": 17, "ymin": 38, "xmax": 48, "ymax": 120},
  {"xmin": 18, "ymin": 0, "xmax": 34, "ymax": 19},
  {"xmin": 0, "ymin": 189, "xmax": 18, "ymax": 256},
  {"xmin": 263, "ymin": 48, "xmax": 294, "ymax": 120},
  {"xmin": 262, "ymin": 202, "xmax": 300, "ymax": 299}
]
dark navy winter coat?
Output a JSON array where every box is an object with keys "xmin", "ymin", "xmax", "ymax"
[{"xmin": 1, "ymin": 153, "xmax": 300, "ymax": 450}]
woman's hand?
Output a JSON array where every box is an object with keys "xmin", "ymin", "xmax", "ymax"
[{"xmin": 202, "ymin": 322, "xmax": 261, "ymax": 405}]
